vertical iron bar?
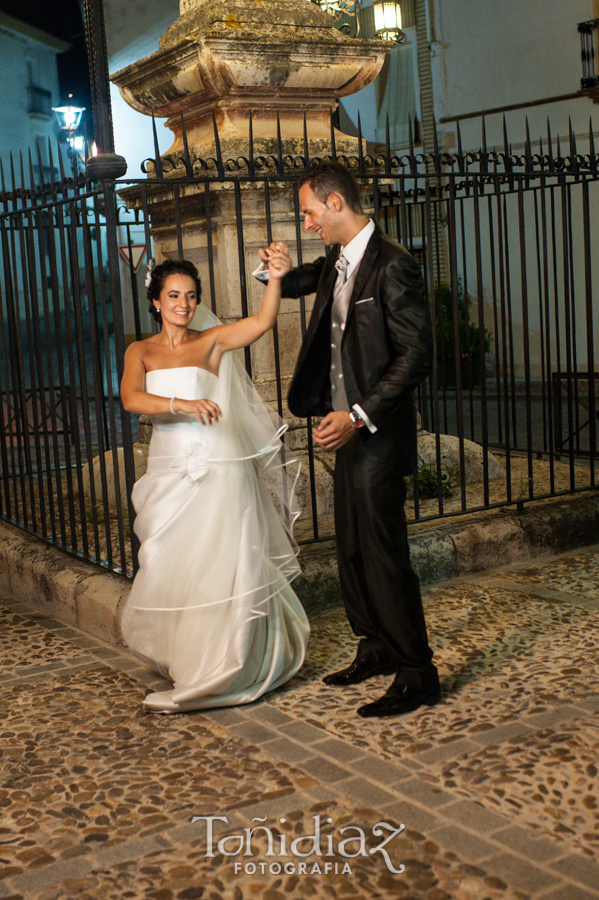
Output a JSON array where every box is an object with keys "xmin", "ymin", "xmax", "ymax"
[
  {"xmin": 203, "ymin": 181, "xmax": 217, "ymax": 314},
  {"xmin": 92, "ymin": 191, "xmax": 129, "ymax": 570},
  {"xmin": 581, "ymin": 176, "xmax": 596, "ymax": 482},
  {"xmin": 516, "ymin": 176, "xmax": 534, "ymax": 497},
  {"xmin": 446, "ymin": 175, "xmax": 467, "ymax": 509},
  {"xmin": 79, "ymin": 189, "xmax": 114, "ymax": 567},
  {"xmin": 233, "ymin": 180, "xmax": 251, "ymax": 375},
  {"xmin": 472, "ymin": 177, "xmax": 490, "ymax": 506},
  {"xmin": 495, "ymin": 179, "xmax": 512, "ymax": 501},
  {"xmin": 292, "ymin": 181, "xmax": 319, "ymax": 541},
  {"xmin": 559, "ymin": 174, "xmax": 575, "ymax": 485},
  {"xmin": 103, "ymin": 183, "xmax": 138, "ymax": 572}
]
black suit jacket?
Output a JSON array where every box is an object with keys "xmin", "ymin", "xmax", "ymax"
[{"xmin": 284, "ymin": 226, "xmax": 432, "ymax": 474}]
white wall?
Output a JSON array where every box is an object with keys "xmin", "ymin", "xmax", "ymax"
[
  {"xmin": 427, "ymin": 0, "xmax": 599, "ymax": 378},
  {"xmin": 104, "ymin": 0, "xmax": 179, "ymax": 178},
  {"xmin": 429, "ymin": 0, "xmax": 596, "ymax": 151}
]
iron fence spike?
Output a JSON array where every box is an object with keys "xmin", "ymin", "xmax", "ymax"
[
  {"xmin": 152, "ymin": 114, "xmax": 164, "ymax": 180},
  {"xmin": 557, "ymin": 133, "xmax": 562, "ymax": 170},
  {"xmin": 432, "ymin": 114, "xmax": 441, "ymax": 174},
  {"xmin": 212, "ymin": 111, "xmax": 224, "ymax": 178},
  {"xmin": 303, "ymin": 111, "xmax": 310, "ymax": 168},
  {"xmin": 546, "ymin": 118, "xmax": 554, "ymax": 172},
  {"xmin": 357, "ymin": 111, "xmax": 364, "ymax": 173},
  {"xmin": 502, "ymin": 115, "xmax": 511, "ymax": 171},
  {"xmin": 47, "ymin": 139, "xmax": 57, "ymax": 189},
  {"xmin": 569, "ymin": 117, "xmax": 578, "ymax": 171},
  {"xmin": 28, "ymin": 147, "xmax": 36, "ymax": 191},
  {"xmin": 525, "ymin": 117, "xmax": 532, "ymax": 170},
  {"xmin": 330, "ymin": 108, "xmax": 337, "ymax": 160},
  {"xmin": 36, "ymin": 140, "xmax": 45, "ymax": 190},
  {"xmin": 276, "ymin": 111, "xmax": 283, "ymax": 175},
  {"xmin": 385, "ymin": 112, "xmax": 391, "ymax": 175},
  {"xmin": 180, "ymin": 112, "xmax": 193, "ymax": 177},
  {"xmin": 249, "ymin": 109, "xmax": 255, "ymax": 177},
  {"xmin": 480, "ymin": 116, "xmax": 488, "ymax": 173},
  {"xmin": 456, "ymin": 119, "xmax": 464, "ymax": 173}
]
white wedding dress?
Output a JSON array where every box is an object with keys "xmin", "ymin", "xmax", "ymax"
[{"xmin": 121, "ymin": 350, "xmax": 309, "ymax": 713}]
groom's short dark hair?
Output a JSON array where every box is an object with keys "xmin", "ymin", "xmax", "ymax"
[{"xmin": 298, "ymin": 161, "xmax": 364, "ymax": 215}]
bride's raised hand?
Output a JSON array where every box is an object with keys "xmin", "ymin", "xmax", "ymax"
[
  {"xmin": 267, "ymin": 248, "xmax": 292, "ymax": 280},
  {"xmin": 258, "ymin": 241, "xmax": 291, "ymax": 273},
  {"xmin": 174, "ymin": 398, "xmax": 222, "ymax": 425}
]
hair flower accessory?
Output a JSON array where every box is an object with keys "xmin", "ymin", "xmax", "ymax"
[{"xmin": 145, "ymin": 257, "xmax": 156, "ymax": 289}]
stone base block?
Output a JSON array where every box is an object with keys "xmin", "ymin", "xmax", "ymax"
[{"xmin": 82, "ymin": 444, "xmax": 149, "ymax": 507}]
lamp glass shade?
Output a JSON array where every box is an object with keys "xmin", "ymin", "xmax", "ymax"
[
  {"xmin": 373, "ymin": 0, "xmax": 402, "ymax": 34},
  {"xmin": 53, "ymin": 105, "xmax": 85, "ymax": 133}
]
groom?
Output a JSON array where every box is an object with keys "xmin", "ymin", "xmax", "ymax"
[{"xmin": 259, "ymin": 161, "xmax": 439, "ymax": 718}]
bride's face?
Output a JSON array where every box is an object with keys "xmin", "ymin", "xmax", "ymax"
[{"xmin": 155, "ymin": 274, "xmax": 198, "ymax": 327}]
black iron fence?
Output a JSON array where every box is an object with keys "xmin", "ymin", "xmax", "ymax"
[{"xmin": 0, "ymin": 116, "xmax": 598, "ymax": 577}]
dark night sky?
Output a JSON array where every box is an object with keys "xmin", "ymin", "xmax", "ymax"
[{"xmin": 0, "ymin": 0, "xmax": 93, "ymax": 135}]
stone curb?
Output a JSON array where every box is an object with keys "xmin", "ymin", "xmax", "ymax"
[
  {"xmin": 0, "ymin": 522, "xmax": 130, "ymax": 646},
  {"xmin": 1, "ymin": 489, "xmax": 598, "ymax": 644}
]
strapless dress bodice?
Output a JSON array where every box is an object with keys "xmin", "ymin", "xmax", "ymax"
[{"xmin": 145, "ymin": 366, "xmax": 222, "ymax": 460}]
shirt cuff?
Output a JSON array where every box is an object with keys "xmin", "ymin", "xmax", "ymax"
[
  {"xmin": 353, "ymin": 404, "xmax": 377, "ymax": 433},
  {"xmin": 252, "ymin": 262, "xmax": 270, "ymax": 283}
]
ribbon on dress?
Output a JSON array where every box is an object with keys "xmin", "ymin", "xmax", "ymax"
[{"xmin": 184, "ymin": 442, "xmax": 210, "ymax": 484}]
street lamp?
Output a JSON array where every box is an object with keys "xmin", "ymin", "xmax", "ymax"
[
  {"xmin": 373, "ymin": 0, "xmax": 405, "ymax": 42},
  {"xmin": 53, "ymin": 95, "xmax": 86, "ymax": 145}
]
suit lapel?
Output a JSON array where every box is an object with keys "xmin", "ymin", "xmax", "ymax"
[{"xmin": 317, "ymin": 249, "xmax": 339, "ymax": 316}]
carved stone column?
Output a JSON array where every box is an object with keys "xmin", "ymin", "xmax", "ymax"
[{"xmin": 112, "ymin": 0, "xmax": 388, "ymax": 160}]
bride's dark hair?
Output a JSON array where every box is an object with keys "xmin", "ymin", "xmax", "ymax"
[{"xmin": 147, "ymin": 258, "xmax": 202, "ymax": 323}]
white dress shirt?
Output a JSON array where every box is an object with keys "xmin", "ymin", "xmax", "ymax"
[{"xmin": 338, "ymin": 219, "xmax": 377, "ymax": 433}]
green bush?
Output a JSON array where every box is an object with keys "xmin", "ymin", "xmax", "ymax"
[
  {"xmin": 434, "ymin": 280, "xmax": 492, "ymax": 360},
  {"xmin": 417, "ymin": 461, "xmax": 459, "ymax": 500}
]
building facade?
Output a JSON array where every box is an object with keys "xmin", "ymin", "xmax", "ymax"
[{"xmin": 0, "ymin": 10, "xmax": 68, "ymax": 183}]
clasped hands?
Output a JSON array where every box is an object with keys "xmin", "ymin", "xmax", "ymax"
[{"xmin": 257, "ymin": 241, "xmax": 293, "ymax": 279}]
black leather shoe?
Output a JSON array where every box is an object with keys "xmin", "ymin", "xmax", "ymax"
[
  {"xmin": 357, "ymin": 682, "xmax": 441, "ymax": 718},
  {"xmin": 323, "ymin": 658, "xmax": 396, "ymax": 687}
]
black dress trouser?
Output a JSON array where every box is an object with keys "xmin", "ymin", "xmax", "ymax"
[{"xmin": 333, "ymin": 427, "xmax": 438, "ymax": 688}]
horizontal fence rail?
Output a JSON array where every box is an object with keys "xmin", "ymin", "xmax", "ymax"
[{"xmin": 0, "ymin": 114, "xmax": 598, "ymax": 577}]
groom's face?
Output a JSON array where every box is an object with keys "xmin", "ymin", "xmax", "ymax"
[{"xmin": 299, "ymin": 184, "xmax": 343, "ymax": 247}]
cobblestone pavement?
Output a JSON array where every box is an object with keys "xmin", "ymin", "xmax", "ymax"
[{"xmin": 2, "ymin": 545, "xmax": 599, "ymax": 900}]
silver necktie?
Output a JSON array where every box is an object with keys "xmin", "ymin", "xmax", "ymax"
[{"xmin": 335, "ymin": 252, "xmax": 348, "ymax": 289}]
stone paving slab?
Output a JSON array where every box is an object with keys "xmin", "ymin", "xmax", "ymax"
[{"xmin": 2, "ymin": 544, "xmax": 599, "ymax": 898}]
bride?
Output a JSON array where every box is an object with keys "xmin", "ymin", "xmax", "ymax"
[{"xmin": 120, "ymin": 255, "xmax": 309, "ymax": 713}]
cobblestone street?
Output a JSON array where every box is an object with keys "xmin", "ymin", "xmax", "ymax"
[{"xmin": 1, "ymin": 544, "xmax": 599, "ymax": 900}]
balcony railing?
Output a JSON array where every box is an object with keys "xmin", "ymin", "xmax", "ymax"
[
  {"xmin": 27, "ymin": 84, "xmax": 53, "ymax": 118},
  {"xmin": 579, "ymin": 18, "xmax": 599, "ymax": 89}
]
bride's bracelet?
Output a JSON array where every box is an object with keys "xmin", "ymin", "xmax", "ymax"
[{"xmin": 170, "ymin": 397, "xmax": 177, "ymax": 414}]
